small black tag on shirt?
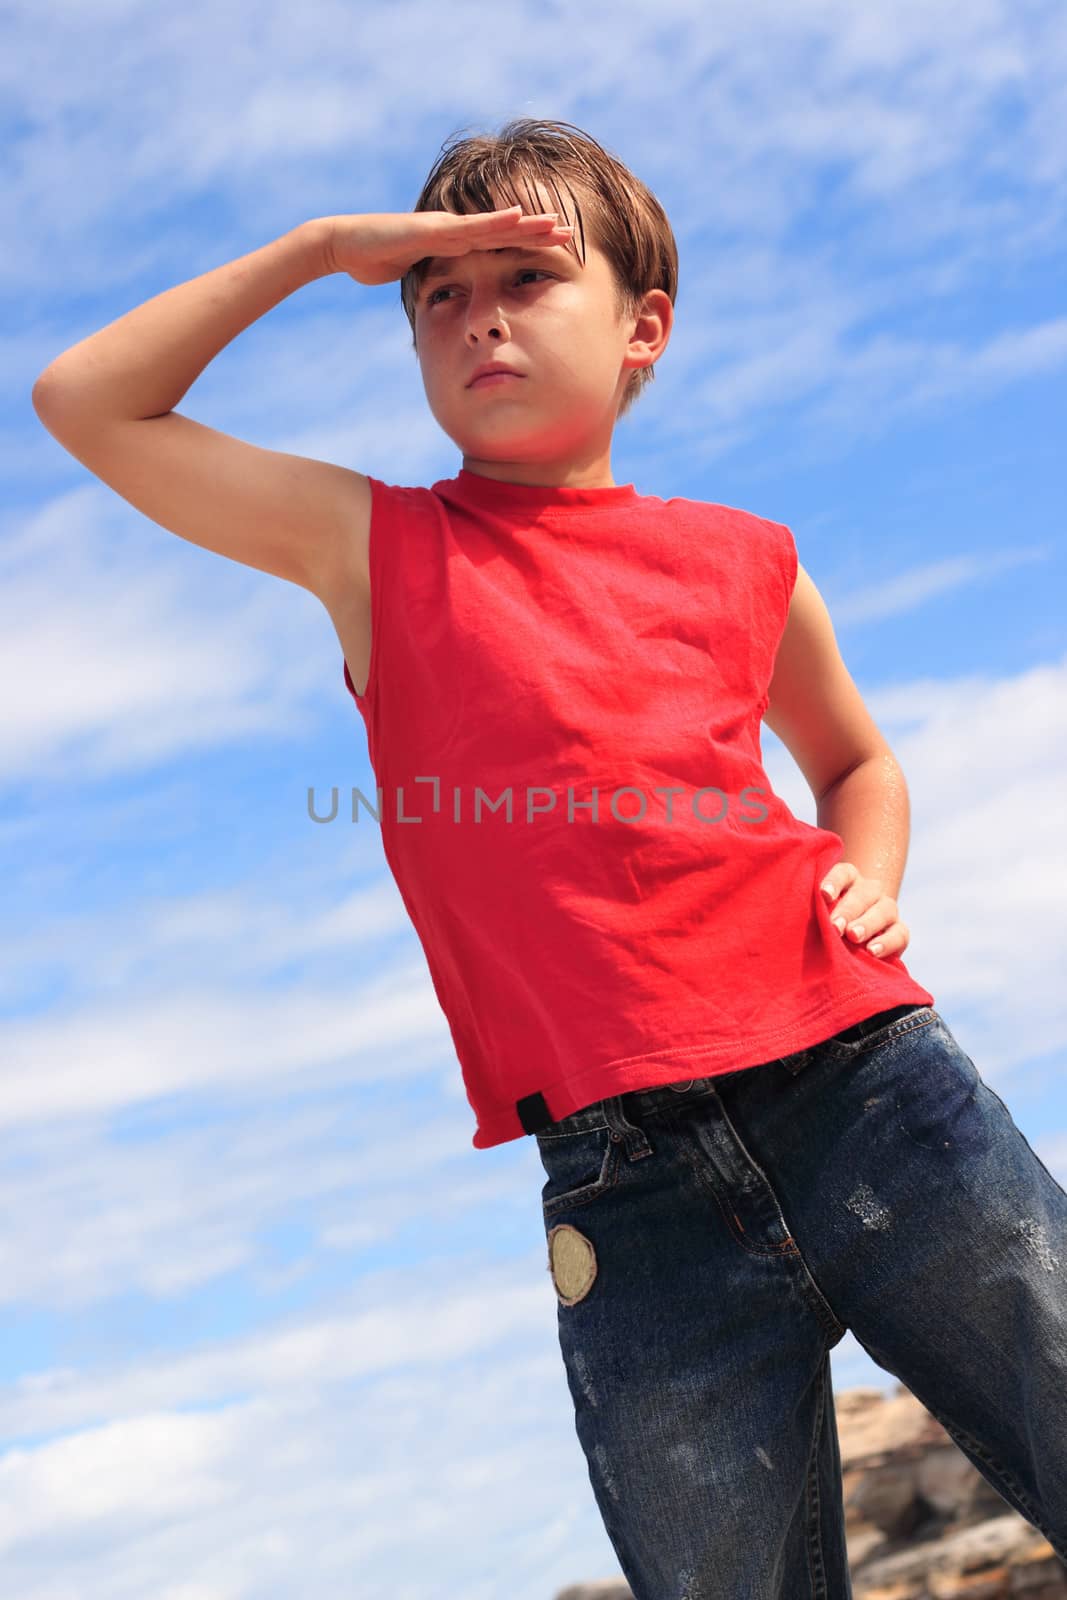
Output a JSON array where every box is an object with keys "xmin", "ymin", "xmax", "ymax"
[{"xmin": 517, "ymin": 1091, "xmax": 554, "ymax": 1134}]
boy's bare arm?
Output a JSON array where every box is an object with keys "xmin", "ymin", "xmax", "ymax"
[
  {"xmin": 32, "ymin": 221, "xmax": 335, "ymax": 423},
  {"xmin": 763, "ymin": 563, "xmax": 893, "ymax": 801},
  {"xmin": 30, "ymin": 206, "xmax": 571, "ymax": 601},
  {"xmin": 31, "ymin": 220, "xmax": 382, "ymax": 601},
  {"xmin": 29, "ymin": 220, "xmax": 374, "ymax": 597}
]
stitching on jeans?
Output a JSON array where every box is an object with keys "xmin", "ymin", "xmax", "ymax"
[
  {"xmin": 541, "ymin": 1137, "xmax": 623, "ymax": 1218},
  {"xmin": 538, "ymin": 1120, "xmax": 609, "ymax": 1141},
  {"xmin": 670, "ymin": 1120, "xmax": 797, "ymax": 1258},
  {"xmin": 804, "ymin": 1360, "xmax": 830, "ymax": 1599},
  {"xmin": 826, "ymin": 1009, "xmax": 936, "ymax": 1058},
  {"xmin": 669, "ymin": 1113, "xmax": 850, "ymax": 1343},
  {"xmin": 780, "ymin": 1009, "xmax": 936, "ymax": 1078}
]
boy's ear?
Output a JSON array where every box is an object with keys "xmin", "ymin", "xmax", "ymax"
[{"xmin": 624, "ymin": 288, "xmax": 673, "ymax": 369}]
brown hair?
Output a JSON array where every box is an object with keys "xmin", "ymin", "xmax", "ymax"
[{"xmin": 400, "ymin": 117, "xmax": 678, "ymax": 419}]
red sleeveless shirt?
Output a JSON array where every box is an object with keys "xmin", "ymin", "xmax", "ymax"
[{"xmin": 343, "ymin": 469, "xmax": 934, "ymax": 1149}]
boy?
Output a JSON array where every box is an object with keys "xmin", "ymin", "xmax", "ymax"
[{"xmin": 32, "ymin": 118, "xmax": 1067, "ymax": 1598}]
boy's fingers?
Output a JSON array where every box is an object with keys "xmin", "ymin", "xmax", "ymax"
[
  {"xmin": 820, "ymin": 861, "xmax": 859, "ymax": 902},
  {"xmin": 439, "ymin": 214, "xmax": 572, "ymax": 258},
  {"xmin": 444, "ymin": 214, "xmax": 560, "ymax": 245},
  {"xmin": 470, "ymin": 208, "xmax": 565, "ymax": 229}
]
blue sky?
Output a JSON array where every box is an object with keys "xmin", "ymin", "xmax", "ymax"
[{"xmin": 5, "ymin": 0, "xmax": 1067, "ymax": 1594}]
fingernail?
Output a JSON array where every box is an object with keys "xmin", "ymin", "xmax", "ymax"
[{"xmin": 833, "ymin": 917, "xmax": 846, "ymax": 933}]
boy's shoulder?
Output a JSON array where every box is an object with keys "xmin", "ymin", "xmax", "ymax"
[{"xmin": 654, "ymin": 489, "xmax": 797, "ymax": 548}]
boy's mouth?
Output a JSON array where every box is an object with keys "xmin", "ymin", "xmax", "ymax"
[
  {"xmin": 469, "ymin": 372, "xmax": 524, "ymax": 391},
  {"xmin": 467, "ymin": 361, "xmax": 524, "ymax": 388}
]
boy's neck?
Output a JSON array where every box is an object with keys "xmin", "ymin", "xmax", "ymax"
[{"xmin": 460, "ymin": 453, "xmax": 617, "ymax": 491}]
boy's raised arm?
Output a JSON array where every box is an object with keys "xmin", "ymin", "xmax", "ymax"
[
  {"xmin": 28, "ymin": 219, "xmax": 373, "ymax": 598},
  {"xmin": 29, "ymin": 205, "xmax": 572, "ymax": 599},
  {"xmin": 32, "ymin": 221, "xmax": 335, "ymax": 424}
]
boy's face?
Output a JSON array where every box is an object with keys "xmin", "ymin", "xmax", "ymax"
[{"xmin": 412, "ymin": 179, "xmax": 670, "ymax": 486}]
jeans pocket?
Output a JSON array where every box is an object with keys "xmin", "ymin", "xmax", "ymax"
[
  {"xmin": 536, "ymin": 1125, "xmax": 622, "ymax": 1219},
  {"xmin": 822, "ymin": 1003, "xmax": 936, "ymax": 1061}
]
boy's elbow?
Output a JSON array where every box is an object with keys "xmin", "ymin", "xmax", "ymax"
[{"xmin": 32, "ymin": 368, "xmax": 79, "ymax": 425}]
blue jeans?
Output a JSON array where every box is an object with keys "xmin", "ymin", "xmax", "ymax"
[{"xmin": 535, "ymin": 1004, "xmax": 1067, "ymax": 1598}]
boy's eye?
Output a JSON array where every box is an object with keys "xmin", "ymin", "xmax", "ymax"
[{"xmin": 426, "ymin": 270, "xmax": 551, "ymax": 307}]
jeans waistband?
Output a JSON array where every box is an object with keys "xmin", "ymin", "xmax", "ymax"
[{"xmin": 525, "ymin": 1004, "xmax": 928, "ymax": 1137}]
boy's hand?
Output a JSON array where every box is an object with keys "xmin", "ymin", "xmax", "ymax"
[
  {"xmin": 819, "ymin": 863, "xmax": 910, "ymax": 959},
  {"xmin": 322, "ymin": 205, "xmax": 574, "ymax": 287}
]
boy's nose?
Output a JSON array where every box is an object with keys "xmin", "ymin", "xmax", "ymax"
[
  {"xmin": 466, "ymin": 318, "xmax": 506, "ymax": 344},
  {"xmin": 463, "ymin": 284, "xmax": 508, "ymax": 332}
]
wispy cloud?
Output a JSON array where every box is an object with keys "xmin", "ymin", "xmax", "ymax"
[{"xmin": 826, "ymin": 544, "xmax": 1052, "ymax": 624}]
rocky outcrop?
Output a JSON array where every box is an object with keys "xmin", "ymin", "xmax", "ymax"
[{"xmin": 554, "ymin": 1385, "xmax": 1066, "ymax": 1599}]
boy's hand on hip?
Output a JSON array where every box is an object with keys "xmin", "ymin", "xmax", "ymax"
[{"xmin": 819, "ymin": 863, "xmax": 910, "ymax": 959}]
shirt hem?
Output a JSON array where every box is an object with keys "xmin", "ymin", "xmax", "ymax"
[{"xmin": 471, "ymin": 975, "xmax": 935, "ymax": 1148}]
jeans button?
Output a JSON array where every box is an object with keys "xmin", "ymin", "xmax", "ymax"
[{"xmin": 667, "ymin": 1079, "xmax": 696, "ymax": 1093}]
